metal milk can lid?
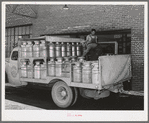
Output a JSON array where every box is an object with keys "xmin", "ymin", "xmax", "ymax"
[
  {"xmin": 41, "ymin": 63, "xmax": 46, "ymax": 67},
  {"xmin": 61, "ymin": 42, "xmax": 66, "ymax": 46},
  {"xmin": 78, "ymin": 57, "xmax": 85, "ymax": 62},
  {"xmin": 40, "ymin": 40, "xmax": 45, "ymax": 44},
  {"xmin": 22, "ymin": 61, "xmax": 27, "ymax": 65},
  {"xmin": 83, "ymin": 61, "xmax": 91, "ymax": 67},
  {"xmin": 91, "ymin": 62, "xmax": 98, "ymax": 68},
  {"xmin": 50, "ymin": 57, "xmax": 55, "ymax": 61},
  {"xmin": 22, "ymin": 41, "xmax": 27, "ymax": 45},
  {"xmin": 35, "ymin": 61, "xmax": 40, "ymax": 65},
  {"xmin": 27, "ymin": 64, "xmax": 31, "ymax": 67},
  {"xmin": 21, "ymin": 61, "xmax": 27, "ymax": 66},
  {"xmin": 27, "ymin": 41, "xmax": 32, "ymax": 44},
  {"xmin": 64, "ymin": 57, "xmax": 69, "ymax": 61},
  {"xmin": 34, "ymin": 41, "xmax": 39, "ymax": 44},
  {"xmin": 49, "ymin": 42, "xmax": 55, "ymax": 46},
  {"xmin": 57, "ymin": 57, "xmax": 63, "ymax": 62},
  {"xmin": 75, "ymin": 62, "xmax": 81, "ymax": 66},
  {"xmin": 56, "ymin": 42, "xmax": 60, "ymax": 44},
  {"xmin": 67, "ymin": 42, "xmax": 71, "ymax": 46}
]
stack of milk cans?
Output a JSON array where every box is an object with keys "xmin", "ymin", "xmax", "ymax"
[
  {"xmin": 20, "ymin": 40, "xmax": 47, "ymax": 79},
  {"xmin": 48, "ymin": 42, "xmax": 82, "ymax": 78},
  {"xmin": 73, "ymin": 59, "xmax": 99, "ymax": 85},
  {"xmin": 48, "ymin": 42, "xmax": 82, "ymax": 59},
  {"xmin": 20, "ymin": 40, "xmax": 83, "ymax": 79},
  {"xmin": 20, "ymin": 40, "xmax": 99, "ymax": 84}
]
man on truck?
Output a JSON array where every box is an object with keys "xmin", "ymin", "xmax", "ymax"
[{"xmin": 82, "ymin": 29, "xmax": 98, "ymax": 57}]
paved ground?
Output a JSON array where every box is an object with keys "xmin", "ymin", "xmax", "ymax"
[
  {"xmin": 5, "ymin": 85, "xmax": 144, "ymax": 110},
  {"xmin": 5, "ymin": 99, "xmax": 43, "ymax": 110}
]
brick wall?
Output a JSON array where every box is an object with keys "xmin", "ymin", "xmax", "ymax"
[{"xmin": 6, "ymin": 5, "xmax": 144, "ymax": 91}]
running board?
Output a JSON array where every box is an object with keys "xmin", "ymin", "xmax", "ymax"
[
  {"xmin": 119, "ymin": 89, "xmax": 144, "ymax": 96},
  {"xmin": 5, "ymin": 83, "xmax": 26, "ymax": 88}
]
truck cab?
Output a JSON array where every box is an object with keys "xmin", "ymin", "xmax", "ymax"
[{"xmin": 5, "ymin": 47, "xmax": 27, "ymax": 86}]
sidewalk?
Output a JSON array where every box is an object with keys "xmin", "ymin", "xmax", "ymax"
[{"xmin": 5, "ymin": 99, "xmax": 44, "ymax": 110}]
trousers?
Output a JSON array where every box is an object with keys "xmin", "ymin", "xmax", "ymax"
[{"xmin": 82, "ymin": 43, "xmax": 97, "ymax": 57}]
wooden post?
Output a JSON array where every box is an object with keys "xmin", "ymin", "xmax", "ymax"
[{"xmin": 98, "ymin": 57, "xmax": 102, "ymax": 90}]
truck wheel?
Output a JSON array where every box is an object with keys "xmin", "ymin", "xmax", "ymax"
[
  {"xmin": 51, "ymin": 81, "xmax": 73, "ymax": 108},
  {"xmin": 71, "ymin": 87, "xmax": 78, "ymax": 106}
]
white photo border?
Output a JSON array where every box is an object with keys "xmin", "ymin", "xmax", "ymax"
[{"xmin": 2, "ymin": 1, "xmax": 148, "ymax": 121}]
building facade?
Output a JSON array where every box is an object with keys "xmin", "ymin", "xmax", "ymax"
[{"xmin": 5, "ymin": 4, "xmax": 144, "ymax": 91}]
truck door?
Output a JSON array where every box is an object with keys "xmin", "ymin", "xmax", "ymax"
[{"xmin": 7, "ymin": 49, "xmax": 21, "ymax": 85}]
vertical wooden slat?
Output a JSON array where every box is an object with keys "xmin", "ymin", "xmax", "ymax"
[
  {"xmin": 26, "ymin": 26, "xmax": 29, "ymax": 34},
  {"xmin": 10, "ymin": 36, "xmax": 14, "ymax": 51},
  {"xmin": 123, "ymin": 34, "xmax": 126, "ymax": 54},
  {"xmin": 8, "ymin": 28, "xmax": 10, "ymax": 36},
  {"xmin": 22, "ymin": 26, "xmax": 26, "ymax": 35},
  {"xmin": 8, "ymin": 36, "xmax": 11, "ymax": 57},
  {"xmin": 11, "ymin": 28, "xmax": 14, "ymax": 36},
  {"xmin": 29, "ymin": 26, "xmax": 32, "ymax": 34},
  {"xmin": 98, "ymin": 57, "xmax": 102, "ymax": 90},
  {"xmin": 15, "ymin": 27, "xmax": 19, "ymax": 35},
  {"xmin": 19, "ymin": 27, "xmax": 22, "ymax": 35}
]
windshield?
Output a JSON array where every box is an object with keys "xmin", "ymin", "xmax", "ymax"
[{"xmin": 11, "ymin": 51, "xmax": 18, "ymax": 60}]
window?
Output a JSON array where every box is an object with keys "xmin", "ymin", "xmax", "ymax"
[
  {"xmin": 11, "ymin": 51, "xmax": 18, "ymax": 60},
  {"xmin": 5, "ymin": 25, "xmax": 32, "ymax": 58}
]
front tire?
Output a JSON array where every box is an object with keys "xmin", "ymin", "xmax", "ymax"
[{"xmin": 51, "ymin": 81, "xmax": 73, "ymax": 108}]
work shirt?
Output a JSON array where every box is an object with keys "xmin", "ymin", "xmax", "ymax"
[
  {"xmin": 82, "ymin": 34, "xmax": 98, "ymax": 57},
  {"xmin": 86, "ymin": 34, "xmax": 98, "ymax": 44}
]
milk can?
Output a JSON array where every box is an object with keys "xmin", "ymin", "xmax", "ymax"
[
  {"xmin": 78, "ymin": 57, "xmax": 85, "ymax": 63},
  {"xmin": 92, "ymin": 62, "xmax": 99, "ymax": 85},
  {"xmin": 76, "ymin": 42, "xmax": 82, "ymax": 57},
  {"xmin": 33, "ymin": 41, "xmax": 40, "ymax": 57},
  {"xmin": 62, "ymin": 57, "xmax": 71, "ymax": 78},
  {"xmin": 71, "ymin": 42, "xmax": 76, "ymax": 57},
  {"xmin": 82, "ymin": 62, "xmax": 92, "ymax": 84},
  {"xmin": 71, "ymin": 56, "xmax": 77, "ymax": 63},
  {"xmin": 34, "ymin": 61, "xmax": 41, "ymax": 79},
  {"xmin": 27, "ymin": 62, "xmax": 33, "ymax": 79},
  {"xmin": 21, "ymin": 42, "xmax": 27, "ymax": 58},
  {"xmin": 55, "ymin": 57, "xmax": 63, "ymax": 77},
  {"xmin": 61, "ymin": 42, "xmax": 66, "ymax": 57},
  {"xmin": 49, "ymin": 43, "xmax": 55, "ymax": 58},
  {"xmin": 21, "ymin": 61, "xmax": 27, "ymax": 78},
  {"xmin": 73, "ymin": 62, "xmax": 82, "ymax": 83},
  {"xmin": 41, "ymin": 62, "xmax": 47, "ymax": 79},
  {"xmin": 40, "ymin": 40, "xmax": 47, "ymax": 57},
  {"xmin": 26, "ymin": 41, "xmax": 33, "ymax": 58},
  {"xmin": 55, "ymin": 42, "xmax": 61, "ymax": 57},
  {"xmin": 66, "ymin": 43, "xmax": 72, "ymax": 57},
  {"xmin": 48, "ymin": 58, "xmax": 55, "ymax": 77}
]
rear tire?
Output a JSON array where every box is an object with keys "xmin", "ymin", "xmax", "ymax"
[
  {"xmin": 71, "ymin": 87, "xmax": 78, "ymax": 106},
  {"xmin": 51, "ymin": 81, "xmax": 73, "ymax": 108}
]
